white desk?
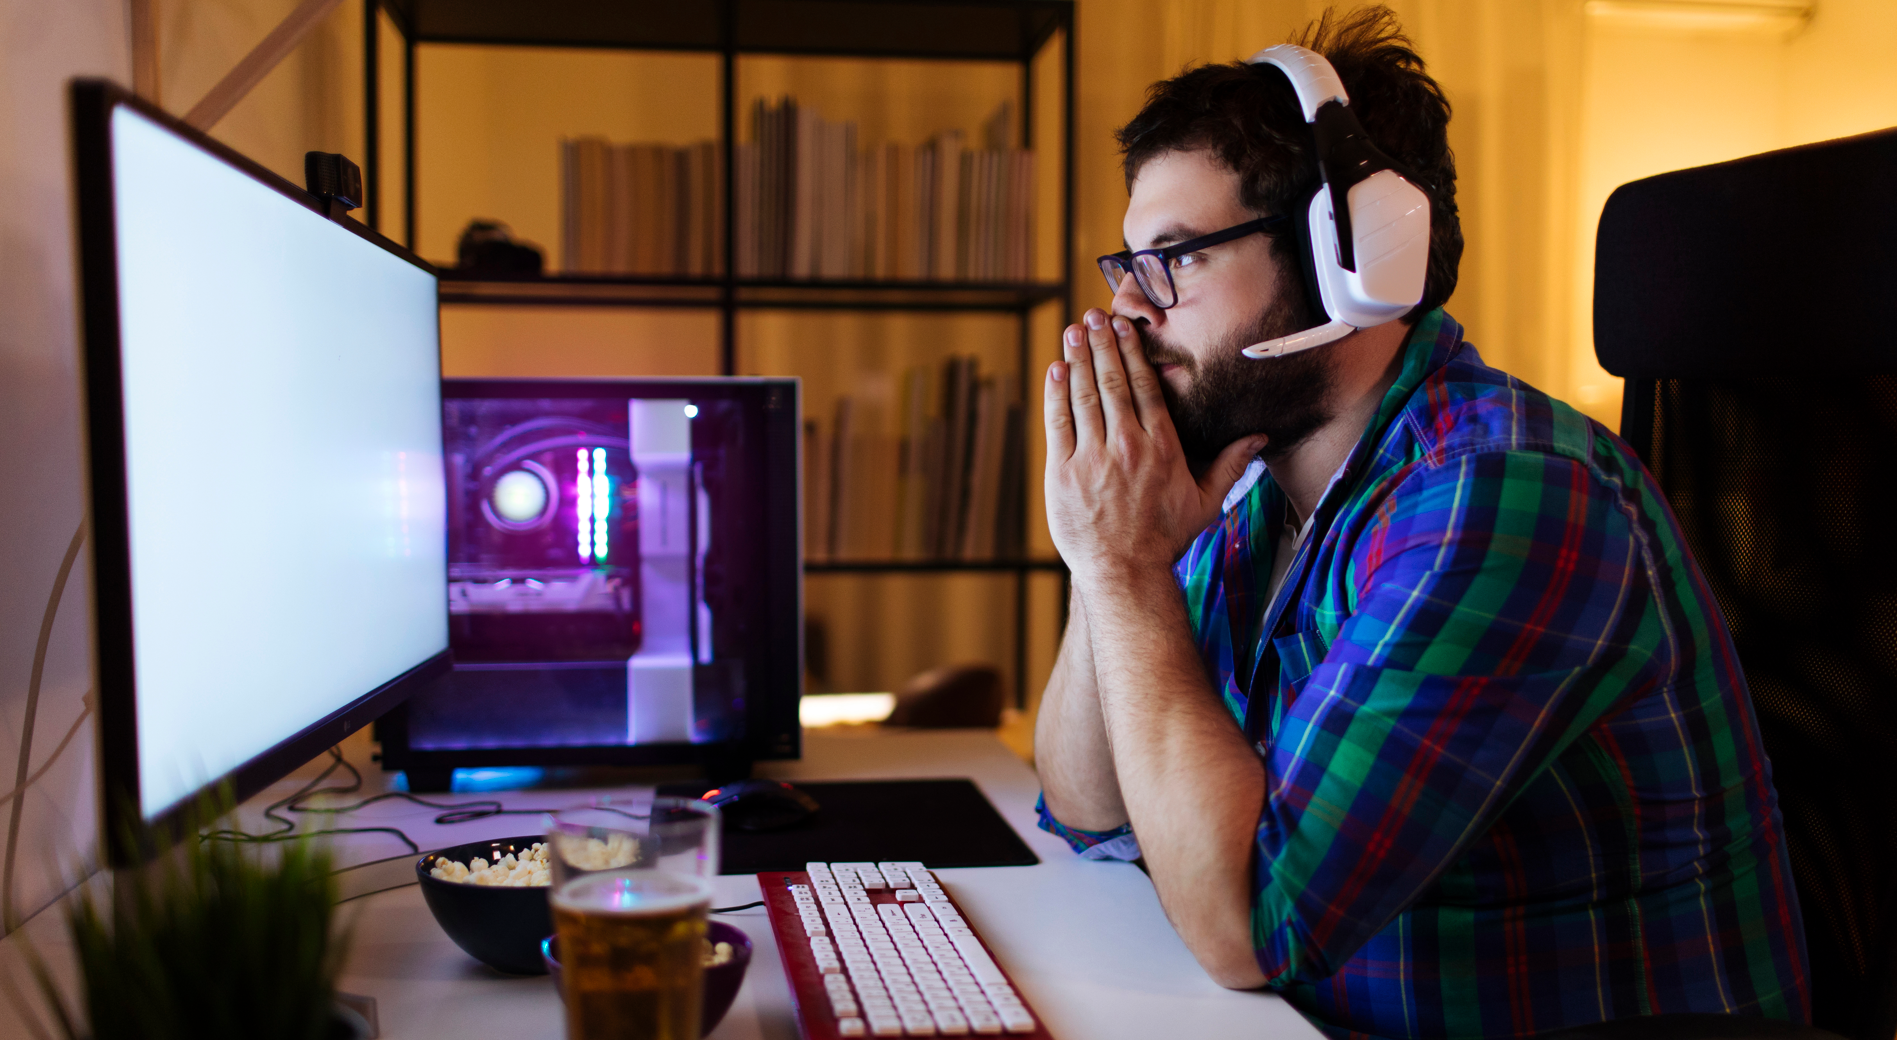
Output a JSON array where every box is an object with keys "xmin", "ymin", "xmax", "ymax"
[{"xmin": 1, "ymin": 729, "xmax": 1323, "ymax": 1040}]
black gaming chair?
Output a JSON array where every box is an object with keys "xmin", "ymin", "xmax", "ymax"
[{"xmin": 1581, "ymin": 127, "xmax": 1897, "ymax": 1040}]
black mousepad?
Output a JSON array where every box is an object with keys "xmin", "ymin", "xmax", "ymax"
[{"xmin": 658, "ymin": 778, "xmax": 1039, "ymax": 874}]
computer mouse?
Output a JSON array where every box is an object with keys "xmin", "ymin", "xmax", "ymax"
[{"xmin": 702, "ymin": 779, "xmax": 820, "ymax": 832}]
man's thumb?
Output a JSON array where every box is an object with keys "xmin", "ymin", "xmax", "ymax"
[{"xmin": 1201, "ymin": 435, "xmax": 1269, "ymax": 499}]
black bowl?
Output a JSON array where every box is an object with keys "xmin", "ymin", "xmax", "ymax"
[
  {"xmin": 415, "ymin": 835, "xmax": 553, "ymax": 975},
  {"xmin": 541, "ymin": 921, "xmax": 753, "ymax": 1037}
]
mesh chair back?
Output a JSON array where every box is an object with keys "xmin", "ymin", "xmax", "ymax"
[{"xmin": 1597, "ymin": 127, "xmax": 1897, "ymax": 1040}]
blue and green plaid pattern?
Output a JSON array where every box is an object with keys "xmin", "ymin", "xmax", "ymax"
[{"xmin": 1039, "ymin": 311, "xmax": 1809, "ymax": 1039}]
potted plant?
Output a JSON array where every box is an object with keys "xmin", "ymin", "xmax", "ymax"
[{"xmin": 29, "ymin": 796, "xmax": 362, "ymax": 1039}]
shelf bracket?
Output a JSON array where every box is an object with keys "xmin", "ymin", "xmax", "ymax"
[{"xmin": 184, "ymin": 0, "xmax": 344, "ymax": 132}]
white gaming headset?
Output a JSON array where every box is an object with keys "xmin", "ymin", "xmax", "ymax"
[{"xmin": 1240, "ymin": 45, "xmax": 1432, "ymax": 359}]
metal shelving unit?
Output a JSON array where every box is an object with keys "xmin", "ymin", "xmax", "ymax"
[{"xmin": 364, "ymin": 0, "xmax": 1075, "ymax": 707}]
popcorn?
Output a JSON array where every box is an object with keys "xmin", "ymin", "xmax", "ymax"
[
  {"xmin": 430, "ymin": 842, "xmax": 553, "ymax": 887},
  {"xmin": 427, "ymin": 835, "xmax": 641, "ymax": 887},
  {"xmin": 706, "ymin": 940, "xmax": 735, "ymax": 967},
  {"xmin": 552, "ymin": 832, "xmax": 639, "ymax": 872}
]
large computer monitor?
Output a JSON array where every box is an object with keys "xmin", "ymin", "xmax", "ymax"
[
  {"xmin": 71, "ymin": 82, "xmax": 450, "ymax": 862},
  {"xmin": 375, "ymin": 377, "xmax": 803, "ymax": 789}
]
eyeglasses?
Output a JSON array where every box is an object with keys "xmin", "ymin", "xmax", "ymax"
[{"xmin": 1097, "ymin": 215, "xmax": 1292, "ymax": 310}]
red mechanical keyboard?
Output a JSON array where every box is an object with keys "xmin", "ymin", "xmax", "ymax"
[{"xmin": 759, "ymin": 861, "xmax": 1054, "ymax": 1039}]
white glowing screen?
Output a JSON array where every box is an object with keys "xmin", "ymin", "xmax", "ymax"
[{"xmin": 110, "ymin": 107, "xmax": 447, "ymax": 821}]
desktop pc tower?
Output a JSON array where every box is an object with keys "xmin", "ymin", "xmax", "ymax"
[{"xmin": 377, "ymin": 378, "xmax": 803, "ymax": 790}]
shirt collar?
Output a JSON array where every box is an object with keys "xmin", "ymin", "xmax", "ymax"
[{"xmin": 1309, "ymin": 308, "xmax": 1462, "ymax": 519}]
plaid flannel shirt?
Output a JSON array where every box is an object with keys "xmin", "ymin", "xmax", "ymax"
[{"xmin": 1038, "ymin": 310, "xmax": 1809, "ymax": 1039}]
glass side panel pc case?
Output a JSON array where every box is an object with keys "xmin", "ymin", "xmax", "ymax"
[
  {"xmin": 375, "ymin": 377, "xmax": 803, "ymax": 782},
  {"xmin": 70, "ymin": 81, "xmax": 450, "ymax": 864}
]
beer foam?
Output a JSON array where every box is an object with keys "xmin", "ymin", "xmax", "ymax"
[{"xmin": 552, "ymin": 869, "xmax": 714, "ymax": 916}]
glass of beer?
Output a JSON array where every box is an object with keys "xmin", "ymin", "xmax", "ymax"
[{"xmin": 548, "ymin": 795, "xmax": 721, "ymax": 1040}]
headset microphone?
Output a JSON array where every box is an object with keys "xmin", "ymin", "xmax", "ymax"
[{"xmin": 1241, "ymin": 45, "xmax": 1431, "ymax": 359}]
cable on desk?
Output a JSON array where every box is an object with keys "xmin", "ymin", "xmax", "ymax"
[
  {"xmin": 201, "ymin": 747, "xmax": 565, "ymax": 854},
  {"xmin": 711, "ymin": 901, "xmax": 764, "ymax": 914}
]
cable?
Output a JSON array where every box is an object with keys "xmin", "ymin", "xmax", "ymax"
[
  {"xmin": 3, "ymin": 519, "xmax": 88, "ymax": 934},
  {"xmin": 201, "ymin": 747, "xmax": 565, "ymax": 855},
  {"xmin": 0, "ymin": 696, "xmax": 93, "ymax": 808},
  {"xmin": 209, "ymin": 753, "xmax": 753, "ymax": 905},
  {"xmin": 470, "ymin": 415, "xmax": 622, "ymax": 464}
]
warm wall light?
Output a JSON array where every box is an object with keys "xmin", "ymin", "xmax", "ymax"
[
  {"xmin": 800, "ymin": 693, "xmax": 898, "ymax": 728},
  {"xmin": 1584, "ymin": 0, "xmax": 1813, "ymax": 35}
]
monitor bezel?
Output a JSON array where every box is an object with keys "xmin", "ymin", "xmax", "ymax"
[
  {"xmin": 71, "ymin": 79, "xmax": 452, "ymax": 865},
  {"xmin": 376, "ymin": 375, "xmax": 804, "ymax": 778}
]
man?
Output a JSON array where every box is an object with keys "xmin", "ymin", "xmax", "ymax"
[{"xmin": 1033, "ymin": 8, "xmax": 1810, "ymax": 1038}]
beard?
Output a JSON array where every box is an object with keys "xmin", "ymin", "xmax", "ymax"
[{"xmin": 1139, "ymin": 292, "xmax": 1335, "ymax": 469}]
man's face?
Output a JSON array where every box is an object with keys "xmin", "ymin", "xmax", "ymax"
[{"xmin": 1114, "ymin": 149, "xmax": 1330, "ymax": 467}]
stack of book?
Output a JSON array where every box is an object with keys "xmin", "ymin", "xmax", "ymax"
[
  {"xmin": 806, "ymin": 355, "xmax": 1026, "ymax": 563},
  {"xmin": 559, "ymin": 139, "xmax": 723, "ymax": 276},
  {"xmin": 737, "ymin": 98, "xmax": 1036, "ymax": 282}
]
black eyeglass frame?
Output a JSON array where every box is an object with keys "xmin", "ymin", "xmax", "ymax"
[{"xmin": 1098, "ymin": 214, "xmax": 1293, "ymax": 310}]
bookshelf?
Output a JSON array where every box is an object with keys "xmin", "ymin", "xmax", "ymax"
[{"xmin": 364, "ymin": 0, "xmax": 1075, "ymax": 708}]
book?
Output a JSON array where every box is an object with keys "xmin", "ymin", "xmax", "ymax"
[
  {"xmin": 959, "ymin": 377, "xmax": 1004, "ymax": 559},
  {"xmin": 559, "ymin": 98, "xmax": 1033, "ymax": 282},
  {"xmin": 735, "ymin": 141, "xmax": 758, "ymax": 277},
  {"xmin": 827, "ymin": 396, "xmax": 855, "ymax": 558},
  {"xmin": 558, "ymin": 136, "xmax": 721, "ymax": 276},
  {"xmin": 930, "ymin": 130, "xmax": 963, "ymax": 280},
  {"xmin": 804, "ymin": 418, "xmax": 830, "ymax": 563},
  {"xmin": 894, "ymin": 366, "xmax": 932, "ymax": 559},
  {"xmin": 992, "ymin": 387, "xmax": 1026, "ymax": 559}
]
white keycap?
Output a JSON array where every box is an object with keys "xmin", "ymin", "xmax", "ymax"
[
  {"xmin": 934, "ymin": 1010, "xmax": 970, "ymax": 1035},
  {"xmin": 838, "ymin": 1018, "xmax": 866, "ymax": 1037},
  {"xmin": 947, "ymin": 934, "xmax": 1004, "ymax": 979},
  {"xmin": 870, "ymin": 1019, "xmax": 904, "ymax": 1037},
  {"xmin": 999, "ymin": 1009, "xmax": 1034, "ymax": 1033},
  {"xmin": 968, "ymin": 1014, "xmax": 1003, "ymax": 1035},
  {"xmin": 895, "ymin": 888, "xmax": 923, "ymax": 902}
]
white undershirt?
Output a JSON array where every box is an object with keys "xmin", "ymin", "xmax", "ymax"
[
  {"xmin": 1222, "ymin": 456, "xmax": 1327, "ymax": 611},
  {"xmin": 1265, "ymin": 505, "xmax": 1316, "ymax": 609}
]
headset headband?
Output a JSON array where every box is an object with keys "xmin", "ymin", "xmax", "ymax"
[{"xmin": 1238, "ymin": 45, "xmax": 1431, "ymax": 359}]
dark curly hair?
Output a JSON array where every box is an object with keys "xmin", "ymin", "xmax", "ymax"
[{"xmin": 1116, "ymin": 6, "xmax": 1462, "ymax": 323}]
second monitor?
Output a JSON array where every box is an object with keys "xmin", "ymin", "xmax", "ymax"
[{"xmin": 378, "ymin": 377, "xmax": 802, "ymax": 787}]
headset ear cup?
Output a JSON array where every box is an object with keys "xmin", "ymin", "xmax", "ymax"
[{"xmin": 1288, "ymin": 186, "xmax": 1330, "ymax": 329}]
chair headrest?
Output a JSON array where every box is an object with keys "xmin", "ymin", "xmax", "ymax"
[{"xmin": 1593, "ymin": 126, "xmax": 1897, "ymax": 380}]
